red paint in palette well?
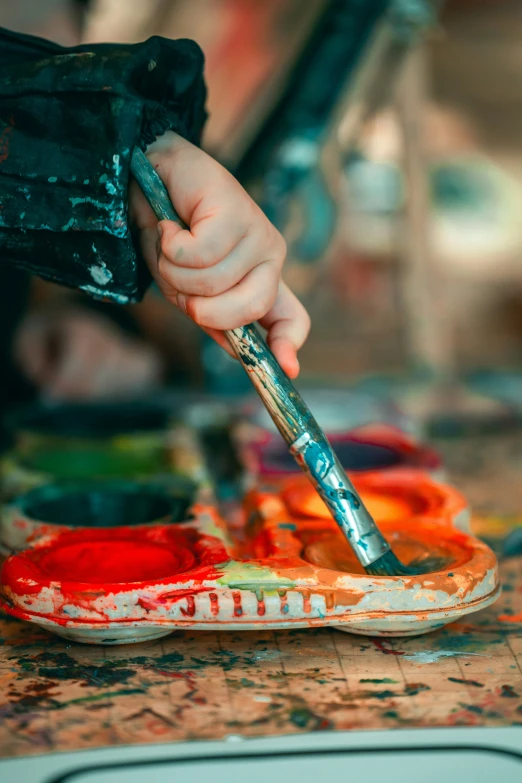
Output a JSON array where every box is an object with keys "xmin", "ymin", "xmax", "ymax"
[
  {"xmin": 1, "ymin": 526, "xmax": 229, "ymax": 600},
  {"xmin": 38, "ymin": 540, "xmax": 195, "ymax": 584}
]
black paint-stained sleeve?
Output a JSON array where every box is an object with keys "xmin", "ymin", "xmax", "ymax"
[{"xmin": 0, "ymin": 28, "xmax": 207, "ymax": 303}]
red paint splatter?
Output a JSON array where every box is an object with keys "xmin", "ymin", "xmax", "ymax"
[{"xmin": 373, "ymin": 640, "xmax": 405, "ymax": 656}]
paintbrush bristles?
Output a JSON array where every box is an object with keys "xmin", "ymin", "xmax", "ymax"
[
  {"xmin": 365, "ymin": 550, "xmax": 413, "ymax": 577},
  {"xmin": 366, "ymin": 550, "xmax": 451, "ymax": 577}
]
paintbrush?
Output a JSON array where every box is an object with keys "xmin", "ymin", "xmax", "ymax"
[{"xmin": 130, "ymin": 146, "xmax": 448, "ymax": 577}]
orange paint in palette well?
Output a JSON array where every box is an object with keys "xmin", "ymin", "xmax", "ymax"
[
  {"xmin": 291, "ymin": 488, "xmax": 411, "ymax": 524},
  {"xmin": 304, "ymin": 521, "xmax": 473, "ymax": 577},
  {"xmin": 279, "ymin": 469, "xmax": 469, "ymax": 530}
]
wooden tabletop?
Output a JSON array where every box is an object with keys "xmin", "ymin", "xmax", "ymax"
[{"xmin": 1, "ymin": 433, "xmax": 521, "ymax": 758}]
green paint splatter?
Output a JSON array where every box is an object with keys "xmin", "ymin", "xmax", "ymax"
[
  {"xmin": 360, "ymin": 678, "xmax": 398, "ymax": 684},
  {"xmin": 448, "ymin": 677, "xmax": 484, "ymax": 688},
  {"xmin": 156, "ymin": 652, "xmax": 184, "ymax": 666},
  {"xmin": 458, "ymin": 703, "xmax": 483, "ymax": 714},
  {"xmin": 500, "ymin": 684, "xmax": 519, "ymax": 698},
  {"xmin": 367, "ymin": 690, "xmax": 396, "ymax": 700},
  {"xmin": 289, "ymin": 708, "xmax": 314, "ymax": 728},
  {"xmin": 62, "ymin": 688, "xmax": 146, "ymax": 706},
  {"xmin": 404, "ymin": 683, "xmax": 430, "ymax": 696},
  {"xmin": 14, "ymin": 652, "xmax": 135, "ymax": 688}
]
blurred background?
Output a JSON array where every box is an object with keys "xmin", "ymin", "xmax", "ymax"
[{"xmin": 2, "ymin": 0, "xmax": 522, "ymax": 412}]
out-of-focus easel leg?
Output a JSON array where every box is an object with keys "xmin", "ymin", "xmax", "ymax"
[
  {"xmin": 395, "ymin": 44, "xmax": 504, "ymax": 429},
  {"xmin": 396, "ymin": 43, "xmax": 453, "ymax": 379}
]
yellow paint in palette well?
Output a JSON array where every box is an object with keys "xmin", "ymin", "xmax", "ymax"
[{"xmin": 294, "ymin": 490, "xmax": 412, "ymax": 524}]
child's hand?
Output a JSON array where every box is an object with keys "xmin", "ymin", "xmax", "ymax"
[{"xmin": 129, "ymin": 131, "xmax": 310, "ymax": 378}]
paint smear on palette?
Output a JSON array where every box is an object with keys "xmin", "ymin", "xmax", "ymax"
[{"xmin": 402, "ymin": 650, "xmax": 488, "ymax": 664}]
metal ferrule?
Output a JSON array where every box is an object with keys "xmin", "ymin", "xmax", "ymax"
[{"xmin": 290, "ymin": 433, "xmax": 390, "ymax": 567}]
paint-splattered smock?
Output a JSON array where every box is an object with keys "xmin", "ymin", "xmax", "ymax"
[{"xmin": 0, "ymin": 27, "xmax": 207, "ymax": 304}]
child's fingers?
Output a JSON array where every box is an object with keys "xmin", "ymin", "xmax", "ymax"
[
  {"xmin": 176, "ymin": 260, "xmax": 279, "ymax": 331},
  {"xmin": 199, "ymin": 282, "xmax": 310, "ymax": 380},
  {"xmin": 158, "ymin": 211, "xmax": 245, "ymax": 270},
  {"xmin": 156, "ymin": 233, "xmax": 274, "ymax": 298},
  {"xmin": 259, "ymin": 282, "xmax": 311, "ymax": 379}
]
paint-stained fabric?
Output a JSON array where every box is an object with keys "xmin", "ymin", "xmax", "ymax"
[{"xmin": 0, "ymin": 27, "xmax": 207, "ymax": 303}]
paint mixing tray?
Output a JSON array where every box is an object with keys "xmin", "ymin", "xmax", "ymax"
[{"xmin": 0, "ymin": 470, "xmax": 499, "ymax": 644}]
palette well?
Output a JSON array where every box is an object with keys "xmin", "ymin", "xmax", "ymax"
[
  {"xmin": 0, "ymin": 400, "xmax": 180, "ymax": 501},
  {"xmin": 0, "ymin": 479, "xmax": 196, "ymax": 554},
  {"xmin": 0, "ymin": 471, "xmax": 499, "ymax": 644},
  {"xmin": 274, "ymin": 468, "xmax": 471, "ymax": 532},
  {"xmin": 236, "ymin": 423, "xmax": 442, "ymax": 479}
]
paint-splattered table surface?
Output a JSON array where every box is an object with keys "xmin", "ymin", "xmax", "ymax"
[{"xmin": 1, "ymin": 432, "xmax": 521, "ymax": 759}]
